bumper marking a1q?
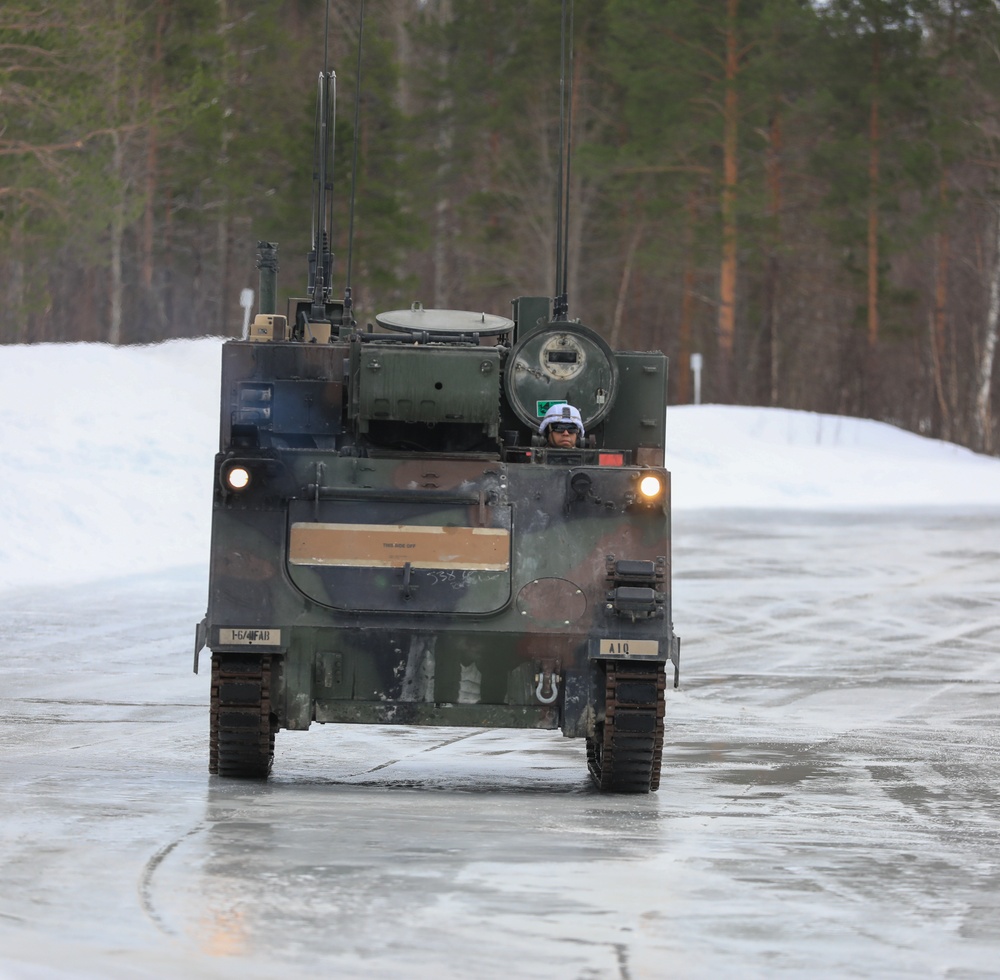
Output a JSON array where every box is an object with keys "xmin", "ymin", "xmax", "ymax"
[{"xmin": 591, "ymin": 638, "xmax": 660, "ymax": 660}]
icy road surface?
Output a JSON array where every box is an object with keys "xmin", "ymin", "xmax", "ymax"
[{"xmin": 2, "ymin": 510, "xmax": 1000, "ymax": 979}]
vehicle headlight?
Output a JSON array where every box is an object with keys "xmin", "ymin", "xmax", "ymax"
[
  {"xmin": 225, "ymin": 465, "xmax": 251, "ymax": 492},
  {"xmin": 638, "ymin": 475, "xmax": 662, "ymax": 499}
]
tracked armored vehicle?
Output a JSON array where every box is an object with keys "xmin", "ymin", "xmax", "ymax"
[{"xmin": 193, "ymin": 29, "xmax": 679, "ymax": 794}]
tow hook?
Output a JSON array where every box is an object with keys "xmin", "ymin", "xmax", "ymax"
[
  {"xmin": 535, "ymin": 668, "xmax": 561, "ymax": 705},
  {"xmin": 401, "ymin": 561, "xmax": 416, "ymax": 600}
]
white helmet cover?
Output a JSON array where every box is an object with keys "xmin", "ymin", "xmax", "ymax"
[{"xmin": 538, "ymin": 402, "xmax": 585, "ymax": 436}]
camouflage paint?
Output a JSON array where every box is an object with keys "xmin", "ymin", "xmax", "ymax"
[{"xmin": 200, "ymin": 314, "xmax": 677, "ymax": 751}]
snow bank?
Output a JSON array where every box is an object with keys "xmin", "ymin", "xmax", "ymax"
[
  {"xmin": 2, "ymin": 339, "xmax": 998, "ymax": 591},
  {"xmin": 1, "ymin": 339, "xmax": 223, "ymax": 591},
  {"xmin": 667, "ymin": 404, "xmax": 1000, "ymax": 510}
]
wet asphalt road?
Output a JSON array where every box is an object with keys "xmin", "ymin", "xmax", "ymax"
[{"xmin": 1, "ymin": 509, "xmax": 999, "ymax": 978}]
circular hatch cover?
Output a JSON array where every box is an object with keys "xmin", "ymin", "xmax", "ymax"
[
  {"xmin": 376, "ymin": 304, "xmax": 514, "ymax": 337},
  {"xmin": 504, "ymin": 320, "xmax": 619, "ymax": 430}
]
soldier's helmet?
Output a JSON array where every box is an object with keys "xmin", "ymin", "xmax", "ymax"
[{"xmin": 538, "ymin": 402, "xmax": 585, "ymax": 436}]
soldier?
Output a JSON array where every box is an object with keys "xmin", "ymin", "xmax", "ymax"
[{"xmin": 538, "ymin": 402, "xmax": 584, "ymax": 448}]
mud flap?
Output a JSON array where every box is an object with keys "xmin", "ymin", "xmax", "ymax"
[{"xmin": 193, "ymin": 617, "xmax": 208, "ymax": 674}]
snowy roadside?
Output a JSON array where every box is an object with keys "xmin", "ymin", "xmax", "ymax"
[{"xmin": 3, "ymin": 338, "xmax": 999, "ymax": 592}]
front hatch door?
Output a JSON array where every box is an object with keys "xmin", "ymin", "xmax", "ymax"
[{"xmin": 286, "ymin": 488, "xmax": 511, "ymax": 615}]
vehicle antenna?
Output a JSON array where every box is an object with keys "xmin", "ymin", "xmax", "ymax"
[
  {"xmin": 553, "ymin": 0, "xmax": 575, "ymax": 321},
  {"xmin": 561, "ymin": 0, "xmax": 575, "ymax": 318},
  {"xmin": 344, "ymin": 0, "xmax": 366, "ymax": 328},
  {"xmin": 308, "ymin": 0, "xmax": 336, "ymax": 325}
]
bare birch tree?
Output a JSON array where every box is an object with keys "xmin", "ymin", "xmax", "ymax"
[{"xmin": 975, "ymin": 202, "xmax": 1000, "ymax": 451}]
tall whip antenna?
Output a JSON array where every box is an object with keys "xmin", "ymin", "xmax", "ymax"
[
  {"xmin": 344, "ymin": 0, "xmax": 366, "ymax": 326},
  {"xmin": 553, "ymin": 0, "xmax": 575, "ymax": 320},
  {"xmin": 561, "ymin": 0, "xmax": 575, "ymax": 316},
  {"xmin": 322, "ymin": 0, "xmax": 330, "ymax": 77},
  {"xmin": 308, "ymin": 0, "xmax": 336, "ymax": 323}
]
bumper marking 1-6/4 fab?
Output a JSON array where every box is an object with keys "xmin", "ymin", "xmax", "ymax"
[{"xmin": 218, "ymin": 628, "xmax": 282, "ymax": 647}]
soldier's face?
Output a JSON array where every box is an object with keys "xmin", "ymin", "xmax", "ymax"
[{"xmin": 548, "ymin": 426, "xmax": 578, "ymax": 448}]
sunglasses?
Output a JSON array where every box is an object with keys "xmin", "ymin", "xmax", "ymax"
[{"xmin": 549, "ymin": 423, "xmax": 579, "ymax": 433}]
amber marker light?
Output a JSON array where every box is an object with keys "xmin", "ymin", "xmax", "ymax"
[
  {"xmin": 638, "ymin": 475, "xmax": 662, "ymax": 499},
  {"xmin": 226, "ymin": 466, "xmax": 251, "ymax": 491}
]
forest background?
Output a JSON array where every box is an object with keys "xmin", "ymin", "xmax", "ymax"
[{"xmin": 2, "ymin": 0, "xmax": 999, "ymax": 453}]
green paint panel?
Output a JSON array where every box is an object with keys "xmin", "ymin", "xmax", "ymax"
[{"xmin": 536, "ymin": 398, "xmax": 568, "ymax": 417}]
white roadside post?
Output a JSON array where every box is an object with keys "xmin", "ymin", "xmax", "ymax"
[
  {"xmin": 690, "ymin": 352, "xmax": 703, "ymax": 405},
  {"xmin": 240, "ymin": 288, "xmax": 255, "ymax": 340}
]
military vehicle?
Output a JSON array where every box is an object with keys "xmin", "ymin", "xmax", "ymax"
[{"xmin": 193, "ymin": 16, "xmax": 679, "ymax": 793}]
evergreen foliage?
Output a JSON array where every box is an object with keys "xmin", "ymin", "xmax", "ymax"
[{"xmin": 0, "ymin": 0, "xmax": 998, "ymax": 452}]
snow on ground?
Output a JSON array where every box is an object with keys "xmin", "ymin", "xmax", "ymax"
[
  {"xmin": 668, "ymin": 403, "xmax": 1000, "ymax": 510},
  {"xmin": 2, "ymin": 337, "xmax": 999, "ymax": 592},
  {"xmin": 3, "ymin": 339, "xmax": 1000, "ymax": 979}
]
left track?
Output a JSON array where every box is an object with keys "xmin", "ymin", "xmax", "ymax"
[
  {"xmin": 586, "ymin": 659, "xmax": 666, "ymax": 793},
  {"xmin": 209, "ymin": 654, "xmax": 277, "ymax": 778}
]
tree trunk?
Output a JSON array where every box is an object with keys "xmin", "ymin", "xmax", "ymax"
[
  {"xmin": 108, "ymin": 0, "xmax": 126, "ymax": 349},
  {"xmin": 217, "ymin": 0, "xmax": 233, "ymax": 334},
  {"xmin": 930, "ymin": 173, "xmax": 951, "ymax": 440},
  {"xmin": 141, "ymin": 0, "xmax": 168, "ymax": 295},
  {"xmin": 716, "ymin": 0, "xmax": 739, "ymax": 400},
  {"xmin": 163, "ymin": 189, "xmax": 175, "ymax": 334},
  {"xmin": 611, "ymin": 209, "xmax": 644, "ymax": 349},
  {"xmin": 866, "ymin": 33, "xmax": 881, "ymax": 350},
  {"xmin": 109, "ymin": 127, "xmax": 125, "ymax": 346},
  {"xmin": 432, "ymin": 0, "xmax": 453, "ymax": 309},
  {"xmin": 6, "ymin": 223, "xmax": 27, "ymax": 343},
  {"xmin": 677, "ymin": 189, "xmax": 697, "ymax": 405},
  {"xmin": 975, "ymin": 202, "xmax": 1000, "ymax": 453},
  {"xmin": 766, "ymin": 110, "xmax": 783, "ymax": 406}
]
